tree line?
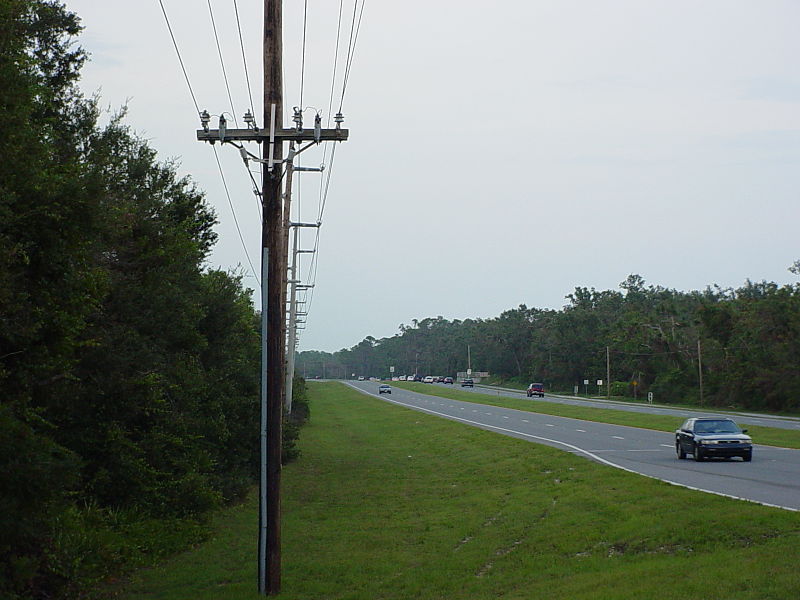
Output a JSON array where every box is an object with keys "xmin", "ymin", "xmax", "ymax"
[
  {"xmin": 0, "ymin": 3, "xmax": 309, "ymax": 598},
  {"xmin": 299, "ymin": 272, "xmax": 800, "ymax": 413}
]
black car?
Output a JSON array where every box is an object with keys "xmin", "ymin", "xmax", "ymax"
[
  {"xmin": 675, "ymin": 417, "xmax": 752, "ymax": 462},
  {"xmin": 443, "ymin": 377, "xmax": 453, "ymax": 384},
  {"xmin": 461, "ymin": 378, "xmax": 474, "ymax": 387}
]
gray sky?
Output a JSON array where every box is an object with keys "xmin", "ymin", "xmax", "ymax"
[{"xmin": 67, "ymin": 1, "xmax": 799, "ymax": 353}]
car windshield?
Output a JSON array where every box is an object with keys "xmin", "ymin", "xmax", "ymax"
[{"xmin": 694, "ymin": 420, "xmax": 740, "ymax": 434}]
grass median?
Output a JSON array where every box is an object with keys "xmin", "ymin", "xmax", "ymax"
[
  {"xmin": 392, "ymin": 382, "xmax": 800, "ymax": 450},
  {"xmin": 122, "ymin": 381, "xmax": 800, "ymax": 600}
]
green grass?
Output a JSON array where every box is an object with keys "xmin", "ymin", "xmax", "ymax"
[
  {"xmin": 121, "ymin": 382, "xmax": 800, "ymax": 600},
  {"xmin": 392, "ymin": 382, "xmax": 800, "ymax": 449}
]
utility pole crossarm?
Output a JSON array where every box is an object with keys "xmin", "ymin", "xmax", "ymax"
[{"xmin": 197, "ymin": 127, "xmax": 349, "ymax": 143}]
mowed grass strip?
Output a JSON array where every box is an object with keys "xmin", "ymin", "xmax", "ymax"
[
  {"xmin": 123, "ymin": 382, "xmax": 800, "ymax": 600},
  {"xmin": 393, "ymin": 381, "xmax": 800, "ymax": 449}
]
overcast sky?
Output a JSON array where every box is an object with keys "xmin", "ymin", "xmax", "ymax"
[{"xmin": 67, "ymin": 1, "xmax": 799, "ymax": 352}]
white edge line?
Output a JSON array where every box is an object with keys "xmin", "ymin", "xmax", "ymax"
[{"xmin": 345, "ymin": 383, "xmax": 799, "ymax": 513}]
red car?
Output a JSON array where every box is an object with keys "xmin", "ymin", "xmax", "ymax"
[{"xmin": 526, "ymin": 383, "xmax": 544, "ymax": 397}]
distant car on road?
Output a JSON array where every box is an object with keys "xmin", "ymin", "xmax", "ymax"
[
  {"xmin": 443, "ymin": 377, "xmax": 453, "ymax": 384},
  {"xmin": 378, "ymin": 384, "xmax": 392, "ymax": 394},
  {"xmin": 357, "ymin": 376, "xmax": 365, "ymax": 381},
  {"xmin": 423, "ymin": 376, "xmax": 435, "ymax": 383},
  {"xmin": 526, "ymin": 383, "xmax": 544, "ymax": 397},
  {"xmin": 675, "ymin": 417, "xmax": 752, "ymax": 462},
  {"xmin": 461, "ymin": 378, "xmax": 474, "ymax": 387}
]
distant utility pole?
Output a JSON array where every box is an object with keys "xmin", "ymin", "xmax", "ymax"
[
  {"xmin": 606, "ymin": 346, "xmax": 611, "ymax": 400},
  {"xmin": 285, "ymin": 222, "xmax": 319, "ymax": 413},
  {"xmin": 697, "ymin": 338, "xmax": 704, "ymax": 406},
  {"xmin": 195, "ymin": 1, "xmax": 348, "ymax": 594}
]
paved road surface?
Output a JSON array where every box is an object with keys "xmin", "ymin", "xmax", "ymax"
[
  {"xmin": 462, "ymin": 383, "xmax": 800, "ymax": 431},
  {"xmin": 347, "ymin": 381, "xmax": 800, "ymax": 511}
]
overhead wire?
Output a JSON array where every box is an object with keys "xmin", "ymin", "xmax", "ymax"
[
  {"xmin": 299, "ymin": 0, "xmax": 309, "ymax": 112},
  {"xmin": 157, "ymin": 0, "xmax": 201, "ymax": 114},
  {"xmin": 233, "ymin": 0, "xmax": 263, "ymax": 212},
  {"xmin": 212, "ymin": 145, "xmax": 261, "ymax": 285},
  {"xmin": 318, "ymin": 0, "xmax": 344, "ymax": 207},
  {"xmin": 303, "ymin": 0, "xmax": 366, "ymax": 327},
  {"xmin": 159, "ymin": 0, "xmax": 260, "ymax": 284},
  {"xmin": 338, "ymin": 0, "xmax": 366, "ymax": 111},
  {"xmin": 208, "ymin": 0, "xmax": 239, "ymax": 126},
  {"xmin": 232, "ymin": 0, "xmax": 255, "ymax": 116}
]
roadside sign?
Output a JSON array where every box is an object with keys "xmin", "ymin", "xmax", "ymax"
[
  {"xmin": 597, "ymin": 379, "xmax": 603, "ymax": 386},
  {"xmin": 467, "ymin": 368, "xmax": 472, "ymax": 376},
  {"xmin": 390, "ymin": 366, "xmax": 395, "ymax": 373},
  {"xmin": 583, "ymin": 379, "xmax": 589, "ymax": 385},
  {"xmin": 573, "ymin": 385, "xmax": 579, "ymax": 395},
  {"xmin": 647, "ymin": 391, "xmax": 654, "ymax": 404}
]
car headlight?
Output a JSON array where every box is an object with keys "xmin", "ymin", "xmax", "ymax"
[{"xmin": 700, "ymin": 440, "xmax": 717, "ymax": 445}]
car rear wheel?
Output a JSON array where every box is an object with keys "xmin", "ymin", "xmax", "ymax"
[{"xmin": 676, "ymin": 443, "xmax": 686, "ymax": 459}]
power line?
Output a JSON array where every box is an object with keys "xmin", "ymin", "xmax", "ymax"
[
  {"xmin": 326, "ymin": 0, "xmax": 344, "ymax": 129},
  {"xmin": 299, "ymin": 0, "xmax": 309, "ymax": 111},
  {"xmin": 303, "ymin": 1, "xmax": 365, "ymax": 333},
  {"xmin": 157, "ymin": 0, "xmax": 200, "ymax": 114},
  {"xmin": 212, "ymin": 145, "xmax": 260, "ymax": 285},
  {"xmin": 160, "ymin": 0, "xmax": 262, "ymax": 285},
  {"xmin": 232, "ymin": 0, "xmax": 264, "ymax": 220},
  {"xmin": 317, "ymin": 143, "xmax": 337, "ymax": 222},
  {"xmin": 233, "ymin": 0, "xmax": 255, "ymax": 115},
  {"xmin": 319, "ymin": 0, "xmax": 344, "ymax": 195},
  {"xmin": 339, "ymin": 0, "xmax": 366, "ymax": 111},
  {"xmin": 207, "ymin": 0, "xmax": 238, "ymax": 125}
]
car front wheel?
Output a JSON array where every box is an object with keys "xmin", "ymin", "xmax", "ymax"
[
  {"xmin": 743, "ymin": 451, "xmax": 752, "ymax": 462},
  {"xmin": 694, "ymin": 445, "xmax": 704, "ymax": 462},
  {"xmin": 676, "ymin": 442, "xmax": 686, "ymax": 460}
]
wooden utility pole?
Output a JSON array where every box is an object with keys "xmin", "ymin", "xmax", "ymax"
[
  {"xmin": 195, "ymin": 3, "xmax": 348, "ymax": 595},
  {"xmin": 261, "ymin": 0, "xmax": 283, "ymax": 594}
]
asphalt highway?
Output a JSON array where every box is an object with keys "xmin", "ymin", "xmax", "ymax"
[
  {"xmin": 465, "ymin": 383, "xmax": 800, "ymax": 432},
  {"xmin": 346, "ymin": 381, "xmax": 800, "ymax": 511}
]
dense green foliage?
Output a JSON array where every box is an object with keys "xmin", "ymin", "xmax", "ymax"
[
  {"xmin": 0, "ymin": 2, "xmax": 285, "ymax": 597},
  {"xmin": 299, "ymin": 273, "xmax": 800, "ymax": 412}
]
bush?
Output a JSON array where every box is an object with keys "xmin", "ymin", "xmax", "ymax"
[
  {"xmin": 610, "ymin": 381, "xmax": 630, "ymax": 397},
  {"xmin": 282, "ymin": 375, "xmax": 311, "ymax": 464}
]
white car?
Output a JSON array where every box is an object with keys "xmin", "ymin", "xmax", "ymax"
[{"xmin": 423, "ymin": 376, "xmax": 435, "ymax": 383}]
